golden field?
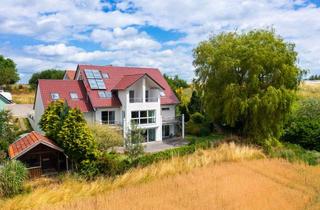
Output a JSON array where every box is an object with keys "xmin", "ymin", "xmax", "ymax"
[{"xmin": 1, "ymin": 143, "xmax": 320, "ymax": 210}]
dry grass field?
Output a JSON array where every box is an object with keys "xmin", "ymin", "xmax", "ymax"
[
  {"xmin": 1, "ymin": 143, "xmax": 320, "ymax": 210},
  {"xmin": 298, "ymin": 82, "xmax": 320, "ymax": 99},
  {"xmin": 49, "ymin": 159, "xmax": 320, "ymax": 210}
]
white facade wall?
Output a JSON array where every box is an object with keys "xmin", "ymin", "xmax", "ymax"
[
  {"xmin": 34, "ymin": 85, "xmax": 45, "ymax": 131},
  {"xmin": 117, "ymin": 76, "xmax": 163, "ymax": 141}
]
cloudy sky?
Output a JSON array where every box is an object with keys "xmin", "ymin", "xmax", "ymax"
[{"xmin": 0, "ymin": 0, "xmax": 320, "ymax": 83}]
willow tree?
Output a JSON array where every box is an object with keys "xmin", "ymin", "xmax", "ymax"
[{"xmin": 193, "ymin": 30, "xmax": 303, "ymax": 142}]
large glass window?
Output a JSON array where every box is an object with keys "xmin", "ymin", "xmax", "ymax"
[
  {"xmin": 101, "ymin": 111, "xmax": 115, "ymax": 124},
  {"xmin": 131, "ymin": 110, "xmax": 156, "ymax": 124}
]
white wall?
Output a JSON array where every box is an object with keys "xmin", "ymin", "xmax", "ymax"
[
  {"xmin": 118, "ymin": 76, "xmax": 163, "ymax": 141},
  {"xmin": 161, "ymin": 105, "xmax": 176, "ymax": 120},
  {"xmin": 34, "ymin": 85, "xmax": 44, "ymax": 131}
]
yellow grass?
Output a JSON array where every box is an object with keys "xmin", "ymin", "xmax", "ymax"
[
  {"xmin": 12, "ymin": 92, "xmax": 35, "ymax": 104},
  {"xmin": 0, "ymin": 143, "xmax": 264, "ymax": 210},
  {"xmin": 298, "ymin": 82, "xmax": 320, "ymax": 99},
  {"xmin": 49, "ymin": 159, "xmax": 320, "ymax": 210}
]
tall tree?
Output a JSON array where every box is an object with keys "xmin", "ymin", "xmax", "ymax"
[
  {"xmin": 193, "ymin": 29, "xmax": 303, "ymax": 142},
  {"xmin": 0, "ymin": 110, "xmax": 18, "ymax": 160},
  {"xmin": 188, "ymin": 90, "xmax": 202, "ymax": 114},
  {"xmin": 29, "ymin": 69, "xmax": 65, "ymax": 89},
  {"xmin": 164, "ymin": 74, "xmax": 189, "ymax": 91},
  {"xmin": 0, "ymin": 55, "xmax": 19, "ymax": 86}
]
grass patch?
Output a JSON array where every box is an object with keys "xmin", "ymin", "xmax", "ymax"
[
  {"xmin": 0, "ymin": 143, "xmax": 264, "ymax": 210},
  {"xmin": 268, "ymin": 143, "xmax": 320, "ymax": 165}
]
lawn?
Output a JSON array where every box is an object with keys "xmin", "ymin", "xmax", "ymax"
[{"xmin": 9, "ymin": 84, "xmax": 35, "ymax": 104}]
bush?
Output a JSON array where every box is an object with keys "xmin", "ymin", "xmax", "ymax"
[
  {"xmin": 88, "ymin": 124, "xmax": 124, "ymax": 151},
  {"xmin": 79, "ymin": 160, "xmax": 100, "ymax": 180},
  {"xmin": 133, "ymin": 141, "xmax": 212, "ymax": 167},
  {"xmin": 282, "ymin": 99, "xmax": 320, "ymax": 151},
  {"xmin": 186, "ymin": 112, "xmax": 211, "ymax": 136},
  {"xmin": 0, "ymin": 160, "xmax": 27, "ymax": 197},
  {"xmin": 268, "ymin": 143, "xmax": 320, "ymax": 165}
]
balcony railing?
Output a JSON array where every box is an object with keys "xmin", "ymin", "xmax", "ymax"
[
  {"xmin": 145, "ymin": 97, "xmax": 158, "ymax": 102},
  {"xmin": 129, "ymin": 97, "xmax": 143, "ymax": 103}
]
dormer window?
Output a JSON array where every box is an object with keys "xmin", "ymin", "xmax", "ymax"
[
  {"xmin": 51, "ymin": 93, "xmax": 60, "ymax": 100},
  {"xmin": 70, "ymin": 92, "xmax": 78, "ymax": 100}
]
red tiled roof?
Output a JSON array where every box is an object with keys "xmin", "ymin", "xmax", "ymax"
[
  {"xmin": 8, "ymin": 131, "xmax": 63, "ymax": 159},
  {"xmin": 38, "ymin": 80, "xmax": 92, "ymax": 112},
  {"xmin": 64, "ymin": 70, "xmax": 76, "ymax": 80},
  {"xmin": 113, "ymin": 74, "xmax": 145, "ymax": 90},
  {"xmin": 78, "ymin": 65, "xmax": 179, "ymax": 106}
]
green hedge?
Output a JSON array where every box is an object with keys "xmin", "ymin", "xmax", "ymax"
[{"xmin": 133, "ymin": 140, "xmax": 212, "ymax": 167}]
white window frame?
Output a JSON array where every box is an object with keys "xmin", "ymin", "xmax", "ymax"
[{"xmin": 131, "ymin": 110, "xmax": 156, "ymax": 125}]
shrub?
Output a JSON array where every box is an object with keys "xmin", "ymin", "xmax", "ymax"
[
  {"xmin": 0, "ymin": 160, "xmax": 27, "ymax": 197},
  {"xmin": 88, "ymin": 123, "xmax": 124, "ymax": 151},
  {"xmin": 268, "ymin": 143, "xmax": 320, "ymax": 165},
  {"xmin": 282, "ymin": 99, "xmax": 320, "ymax": 151},
  {"xmin": 186, "ymin": 112, "xmax": 211, "ymax": 136},
  {"xmin": 79, "ymin": 160, "xmax": 100, "ymax": 180}
]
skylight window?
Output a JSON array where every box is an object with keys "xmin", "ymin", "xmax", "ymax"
[
  {"xmin": 85, "ymin": 69, "xmax": 106, "ymax": 89},
  {"xmin": 51, "ymin": 93, "xmax": 60, "ymax": 100},
  {"xmin": 98, "ymin": 91, "xmax": 112, "ymax": 98},
  {"xmin": 70, "ymin": 92, "xmax": 78, "ymax": 100}
]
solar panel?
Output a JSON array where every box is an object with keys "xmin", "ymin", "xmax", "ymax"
[
  {"xmin": 84, "ymin": 70, "xmax": 94, "ymax": 79},
  {"xmin": 93, "ymin": 70, "xmax": 102, "ymax": 79},
  {"xmin": 98, "ymin": 91, "xmax": 112, "ymax": 98},
  {"xmin": 88, "ymin": 79, "xmax": 99, "ymax": 89},
  {"xmin": 96, "ymin": 79, "xmax": 106, "ymax": 89}
]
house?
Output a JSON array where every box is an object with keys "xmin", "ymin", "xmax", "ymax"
[
  {"xmin": 8, "ymin": 131, "xmax": 68, "ymax": 178},
  {"xmin": 33, "ymin": 65, "xmax": 183, "ymax": 142},
  {"xmin": 0, "ymin": 90, "xmax": 12, "ymax": 110}
]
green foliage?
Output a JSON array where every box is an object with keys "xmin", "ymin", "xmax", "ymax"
[
  {"xmin": 0, "ymin": 110, "xmax": 18, "ymax": 160},
  {"xmin": 186, "ymin": 112, "xmax": 211, "ymax": 136},
  {"xmin": 193, "ymin": 29, "xmax": 303, "ymax": 142},
  {"xmin": 188, "ymin": 90, "xmax": 202, "ymax": 114},
  {"xmin": 28, "ymin": 69, "xmax": 65, "ymax": 89},
  {"xmin": 40, "ymin": 100, "xmax": 98, "ymax": 164},
  {"xmin": 179, "ymin": 104, "xmax": 190, "ymax": 122},
  {"xmin": 282, "ymin": 99, "xmax": 320, "ymax": 151},
  {"xmin": 88, "ymin": 123, "xmax": 124, "ymax": 151},
  {"xmin": 164, "ymin": 74, "xmax": 189, "ymax": 91},
  {"xmin": 308, "ymin": 75, "xmax": 320, "ymax": 80},
  {"xmin": 0, "ymin": 55, "xmax": 19, "ymax": 86},
  {"xmin": 39, "ymin": 100, "xmax": 69, "ymax": 140},
  {"xmin": 124, "ymin": 124, "xmax": 145, "ymax": 160},
  {"xmin": 57, "ymin": 109, "xmax": 98, "ymax": 163},
  {"xmin": 0, "ymin": 160, "xmax": 27, "ymax": 197},
  {"xmin": 268, "ymin": 143, "xmax": 320, "ymax": 165},
  {"xmin": 133, "ymin": 140, "xmax": 213, "ymax": 167}
]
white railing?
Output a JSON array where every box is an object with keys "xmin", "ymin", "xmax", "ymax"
[
  {"xmin": 129, "ymin": 97, "xmax": 143, "ymax": 103},
  {"xmin": 145, "ymin": 97, "xmax": 158, "ymax": 102}
]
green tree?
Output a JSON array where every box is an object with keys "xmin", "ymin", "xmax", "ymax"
[
  {"xmin": 125, "ymin": 124, "xmax": 145, "ymax": 160},
  {"xmin": 0, "ymin": 110, "xmax": 18, "ymax": 160},
  {"xmin": 164, "ymin": 74, "xmax": 189, "ymax": 91},
  {"xmin": 193, "ymin": 29, "xmax": 303, "ymax": 142},
  {"xmin": 58, "ymin": 109, "xmax": 97, "ymax": 163},
  {"xmin": 0, "ymin": 55, "xmax": 19, "ymax": 86},
  {"xmin": 39, "ymin": 100, "xmax": 69, "ymax": 141},
  {"xmin": 28, "ymin": 69, "xmax": 65, "ymax": 89},
  {"xmin": 188, "ymin": 90, "xmax": 202, "ymax": 114},
  {"xmin": 282, "ymin": 99, "xmax": 320, "ymax": 151},
  {"xmin": 308, "ymin": 74, "xmax": 320, "ymax": 80}
]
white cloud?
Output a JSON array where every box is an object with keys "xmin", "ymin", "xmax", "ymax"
[
  {"xmin": 1, "ymin": 0, "xmax": 320, "ymax": 83},
  {"xmin": 90, "ymin": 27, "xmax": 161, "ymax": 50}
]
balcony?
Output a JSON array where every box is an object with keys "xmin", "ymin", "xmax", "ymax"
[{"xmin": 129, "ymin": 97, "xmax": 159, "ymax": 103}]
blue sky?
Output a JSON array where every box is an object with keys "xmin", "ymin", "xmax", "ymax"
[{"xmin": 0, "ymin": 0, "xmax": 319, "ymax": 83}]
